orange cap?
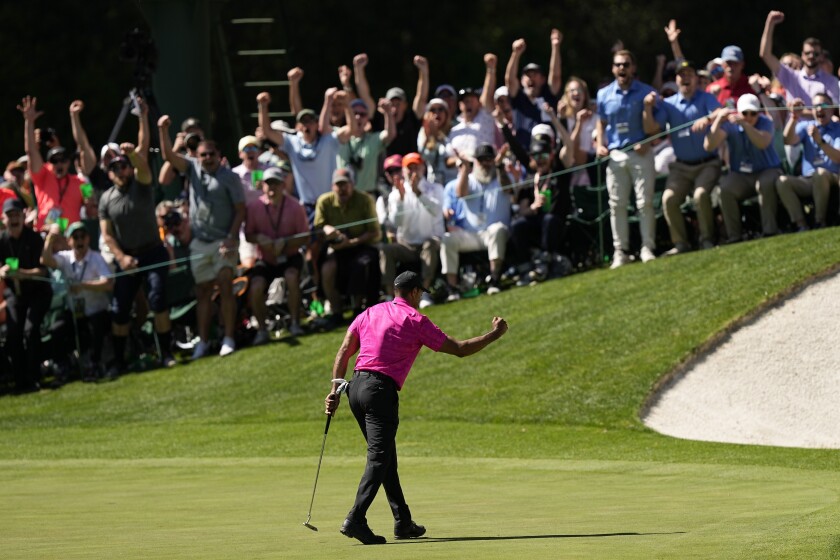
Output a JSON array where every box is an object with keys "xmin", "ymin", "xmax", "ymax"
[{"xmin": 402, "ymin": 152, "xmax": 424, "ymax": 168}]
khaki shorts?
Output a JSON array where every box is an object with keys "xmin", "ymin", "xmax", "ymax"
[{"xmin": 190, "ymin": 238, "xmax": 238, "ymax": 284}]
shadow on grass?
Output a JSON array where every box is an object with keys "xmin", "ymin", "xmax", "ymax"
[{"xmin": 397, "ymin": 531, "xmax": 686, "ymax": 544}]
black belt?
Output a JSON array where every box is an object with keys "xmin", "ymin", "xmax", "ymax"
[
  {"xmin": 354, "ymin": 370, "xmax": 396, "ymax": 385},
  {"xmin": 125, "ymin": 241, "xmax": 163, "ymax": 258},
  {"xmin": 676, "ymin": 155, "xmax": 719, "ymax": 166}
]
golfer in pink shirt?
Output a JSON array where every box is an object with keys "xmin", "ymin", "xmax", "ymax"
[{"xmin": 325, "ymin": 270, "xmax": 508, "ymax": 545}]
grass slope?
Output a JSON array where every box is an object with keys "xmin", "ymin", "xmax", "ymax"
[{"xmin": 2, "ymin": 229, "xmax": 840, "ymax": 559}]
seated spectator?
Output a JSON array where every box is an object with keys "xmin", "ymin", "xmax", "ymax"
[
  {"xmin": 504, "ymin": 30, "xmax": 563, "ymax": 150},
  {"xmin": 448, "ymin": 54, "xmax": 502, "ymax": 156},
  {"xmin": 41, "ymin": 222, "xmax": 113, "ymax": 381},
  {"xmin": 0, "ymin": 198, "xmax": 52, "ymax": 393},
  {"xmin": 440, "ymin": 143, "xmax": 511, "ymax": 299},
  {"xmin": 509, "ymin": 125, "xmax": 573, "ymax": 281},
  {"xmin": 337, "ymin": 97, "xmax": 395, "ymax": 195},
  {"xmin": 778, "ymin": 93, "xmax": 840, "ymax": 230},
  {"xmin": 418, "ymin": 98, "xmax": 457, "ymax": 185},
  {"xmin": 760, "ymin": 11, "xmax": 839, "ymax": 105},
  {"xmin": 379, "ymin": 153, "xmax": 444, "ymax": 308},
  {"xmin": 704, "ymin": 94, "xmax": 783, "ymax": 242},
  {"xmin": 313, "ymin": 168, "xmax": 381, "ymax": 329},
  {"xmin": 232, "ymin": 135, "xmax": 271, "ymax": 203},
  {"xmin": 18, "ymin": 96, "xmax": 83, "ymax": 231},
  {"xmin": 244, "ymin": 166, "xmax": 309, "ymax": 344},
  {"xmin": 643, "ymin": 60, "xmax": 722, "ymax": 253}
]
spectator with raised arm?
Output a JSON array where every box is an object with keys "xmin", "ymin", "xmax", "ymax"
[
  {"xmin": 158, "ymin": 116, "xmax": 245, "ymax": 358},
  {"xmin": 0, "ymin": 198, "xmax": 52, "ymax": 393},
  {"xmin": 244, "ymin": 166, "xmax": 309, "ymax": 344},
  {"xmin": 258, "ymin": 91, "xmax": 343, "ymax": 223},
  {"xmin": 440, "ymin": 143, "xmax": 512, "ymax": 299},
  {"xmin": 707, "ymin": 45, "xmax": 753, "ymax": 107},
  {"xmin": 42, "ymin": 221, "xmax": 113, "ymax": 381},
  {"xmin": 313, "ymin": 168, "xmax": 381, "ymax": 330},
  {"xmin": 557, "ymin": 77, "xmax": 597, "ymax": 186},
  {"xmin": 760, "ymin": 11, "xmax": 839, "ymax": 105},
  {"xmin": 379, "ymin": 153, "xmax": 444, "ymax": 307},
  {"xmin": 418, "ymin": 98, "xmax": 457, "ymax": 185},
  {"xmin": 448, "ymin": 54, "xmax": 503, "ymax": 157},
  {"xmin": 505, "ymin": 29, "xmax": 564, "ymax": 150},
  {"xmin": 99, "ymin": 132, "xmax": 176, "ymax": 377},
  {"xmin": 596, "ymin": 50, "xmax": 661, "ymax": 268},
  {"xmin": 360, "ymin": 54, "xmax": 429, "ymax": 157},
  {"xmin": 704, "ymin": 94, "xmax": 783, "ymax": 242},
  {"xmin": 18, "ymin": 96, "xmax": 83, "ymax": 231},
  {"xmin": 643, "ymin": 60, "xmax": 722, "ymax": 253},
  {"xmin": 337, "ymin": 97, "xmax": 395, "ymax": 196},
  {"xmin": 778, "ymin": 93, "xmax": 840, "ymax": 230},
  {"xmin": 68, "ymin": 99, "xmax": 112, "ymax": 194},
  {"xmin": 158, "ymin": 118, "xmax": 204, "ymax": 194}
]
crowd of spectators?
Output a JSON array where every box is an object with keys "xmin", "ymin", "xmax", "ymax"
[{"xmin": 2, "ymin": 12, "xmax": 840, "ymax": 394}]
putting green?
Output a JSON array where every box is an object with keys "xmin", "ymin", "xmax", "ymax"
[{"xmin": 2, "ymin": 456, "xmax": 838, "ymax": 559}]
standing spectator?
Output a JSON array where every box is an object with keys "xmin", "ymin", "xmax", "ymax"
[
  {"xmin": 595, "ymin": 50, "xmax": 661, "ymax": 268},
  {"xmin": 232, "ymin": 135, "xmax": 271, "ymax": 203},
  {"xmin": 314, "ymin": 168, "xmax": 381, "ymax": 330},
  {"xmin": 643, "ymin": 60, "xmax": 722, "ymax": 253},
  {"xmin": 0, "ymin": 199, "xmax": 52, "ymax": 393},
  {"xmin": 337, "ymin": 98, "xmax": 396, "ymax": 195},
  {"xmin": 504, "ymin": 29, "xmax": 564, "ymax": 150},
  {"xmin": 778, "ymin": 93, "xmax": 840, "ymax": 230},
  {"xmin": 418, "ymin": 98, "xmax": 457, "ymax": 185},
  {"xmin": 379, "ymin": 153, "xmax": 444, "ymax": 307},
  {"xmin": 158, "ymin": 116, "xmax": 246, "ymax": 358},
  {"xmin": 707, "ymin": 45, "xmax": 753, "ymax": 107},
  {"xmin": 99, "ymin": 138, "xmax": 176, "ymax": 376},
  {"xmin": 41, "ymin": 222, "xmax": 113, "ymax": 381},
  {"xmin": 356, "ymin": 54, "xmax": 429, "ymax": 157},
  {"xmin": 440, "ymin": 143, "xmax": 511, "ymax": 298},
  {"xmin": 258, "ymin": 91, "xmax": 343, "ymax": 222},
  {"xmin": 760, "ymin": 11, "xmax": 840, "ymax": 105},
  {"xmin": 377, "ymin": 155, "xmax": 404, "ymax": 243},
  {"xmin": 244, "ymin": 166, "xmax": 309, "ymax": 344},
  {"xmin": 17, "ymin": 96, "xmax": 83, "ymax": 231},
  {"xmin": 704, "ymin": 94, "xmax": 783, "ymax": 242},
  {"xmin": 68, "ymin": 99, "xmax": 117, "ymax": 194},
  {"xmin": 448, "ymin": 54, "xmax": 503, "ymax": 157},
  {"xmin": 158, "ymin": 118, "xmax": 204, "ymax": 196},
  {"xmin": 558, "ymin": 77, "xmax": 597, "ymax": 186},
  {"xmin": 434, "ymin": 84, "xmax": 459, "ymax": 125}
]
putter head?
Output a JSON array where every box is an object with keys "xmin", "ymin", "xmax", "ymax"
[{"xmin": 303, "ymin": 522, "xmax": 318, "ymax": 531}]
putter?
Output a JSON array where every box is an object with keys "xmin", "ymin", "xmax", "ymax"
[{"xmin": 303, "ymin": 379, "xmax": 349, "ymax": 531}]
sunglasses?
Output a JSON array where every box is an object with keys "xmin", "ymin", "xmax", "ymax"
[
  {"xmin": 741, "ymin": 111, "xmax": 758, "ymax": 117},
  {"xmin": 613, "ymin": 62, "xmax": 631, "ymax": 68},
  {"xmin": 242, "ymin": 146, "xmax": 259, "ymax": 153},
  {"xmin": 198, "ymin": 151, "xmax": 217, "ymax": 158},
  {"xmin": 429, "ymin": 107, "xmax": 446, "ymax": 114},
  {"xmin": 50, "ymin": 158, "xmax": 70, "ymax": 165},
  {"xmin": 532, "ymin": 152, "xmax": 551, "ymax": 161},
  {"xmin": 385, "ymin": 168, "xmax": 402, "ymax": 176},
  {"xmin": 802, "ymin": 50, "xmax": 820, "ymax": 57},
  {"xmin": 477, "ymin": 156, "xmax": 494, "ymax": 163},
  {"xmin": 71, "ymin": 233, "xmax": 87, "ymax": 241}
]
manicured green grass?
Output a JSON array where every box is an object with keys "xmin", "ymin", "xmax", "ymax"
[{"xmin": 2, "ymin": 229, "xmax": 840, "ymax": 558}]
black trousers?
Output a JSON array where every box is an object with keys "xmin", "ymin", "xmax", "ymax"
[
  {"xmin": 4, "ymin": 289, "xmax": 50, "ymax": 390},
  {"xmin": 510, "ymin": 212, "xmax": 564, "ymax": 263},
  {"xmin": 346, "ymin": 370, "xmax": 411, "ymax": 526}
]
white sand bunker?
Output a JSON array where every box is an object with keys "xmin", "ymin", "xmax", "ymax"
[{"xmin": 643, "ymin": 271, "xmax": 840, "ymax": 449}]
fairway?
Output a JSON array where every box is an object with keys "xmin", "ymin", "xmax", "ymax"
[
  {"xmin": 3, "ymin": 454, "xmax": 838, "ymax": 559},
  {"xmin": 4, "ymin": 230, "xmax": 840, "ymax": 558}
]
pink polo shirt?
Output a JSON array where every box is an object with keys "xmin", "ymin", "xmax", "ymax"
[
  {"xmin": 350, "ymin": 297, "xmax": 448, "ymax": 389},
  {"xmin": 244, "ymin": 193, "xmax": 309, "ymax": 259}
]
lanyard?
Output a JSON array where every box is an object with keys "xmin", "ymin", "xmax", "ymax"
[
  {"xmin": 263, "ymin": 195, "xmax": 287, "ymax": 238},
  {"xmin": 57, "ymin": 176, "xmax": 71, "ymax": 205},
  {"xmin": 73, "ymin": 258, "xmax": 89, "ymax": 283}
]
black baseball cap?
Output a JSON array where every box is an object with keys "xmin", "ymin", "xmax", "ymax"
[
  {"xmin": 394, "ymin": 271, "xmax": 429, "ymax": 293},
  {"xmin": 3, "ymin": 198, "xmax": 24, "ymax": 214}
]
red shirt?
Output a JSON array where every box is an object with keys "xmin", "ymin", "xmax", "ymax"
[
  {"xmin": 30, "ymin": 164, "xmax": 83, "ymax": 230},
  {"xmin": 707, "ymin": 74, "xmax": 753, "ymax": 107},
  {"xmin": 349, "ymin": 297, "xmax": 447, "ymax": 389}
]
